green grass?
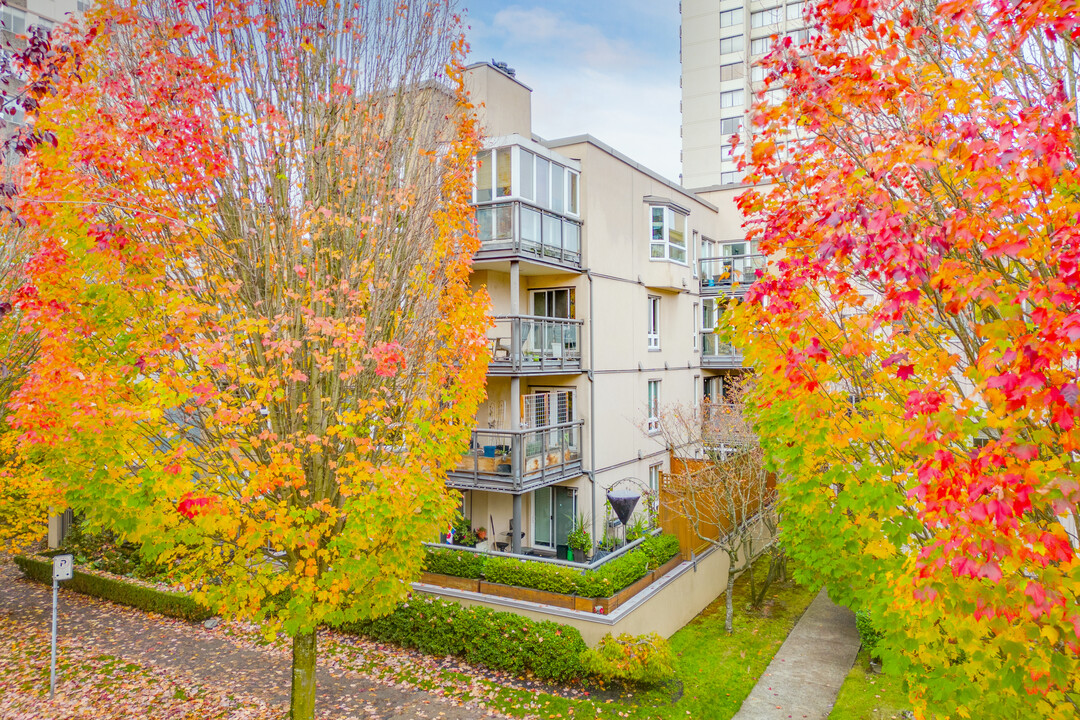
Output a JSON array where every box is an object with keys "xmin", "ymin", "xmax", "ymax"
[
  {"xmin": 333, "ymin": 555, "xmax": 819, "ymax": 720},
  {"xmin": 829, "ymin": 649, "xmax": 912, "ymax": 720}
]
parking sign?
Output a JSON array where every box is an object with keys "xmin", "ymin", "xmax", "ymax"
[{"xmin": 52, "ymin": 554, "xmax": 73, "ymax": 582}]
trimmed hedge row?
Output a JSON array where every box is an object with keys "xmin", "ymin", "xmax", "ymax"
[
  {"xmin": 14, "ymin": 555, "xmax": 213, "ymax": 623},
  {"xmin": 337, "ymin": 595, "xmax": 588, "ymax": 683},
  {"xmin": 423, "ymin": 533, "xmax": 681, "ymax": 599}
]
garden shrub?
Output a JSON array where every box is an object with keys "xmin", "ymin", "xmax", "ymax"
[
  {"xmin": 855, "ymin": 610, "xmax": 885, "ymax": 659},
  {"xmin": 483, "ymin": 555, "xmax": 579, "ymax": 594},
  {"xmin": 422, "ymin": 547, "xmax": 485, "ymax": 579},
  {"xmin": 338, "ymin": 596, "xmax": 587, "ymax": 683},
  {"xmin": 14, "ymin": 555, "xmax": 212, "ymax": 622},
  {"xmin": 420, "ymin": 533, "xmax": 681, "ymax": 599},
  {"xmin": 580, "ymin": 632, "xmax": 675, "ymax": 687}
]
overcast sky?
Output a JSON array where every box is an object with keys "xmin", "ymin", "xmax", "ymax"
[{"xmin": 460, "ymin": 0, "xmax": 683, "ymax": 184}]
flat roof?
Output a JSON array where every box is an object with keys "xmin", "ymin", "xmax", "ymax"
[{"xmin": 542, "ymin": 134, "xmax": 718, "ymax": 212}]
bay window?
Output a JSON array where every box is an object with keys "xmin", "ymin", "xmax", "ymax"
[{"xmin": 650, "ymin": 206, "xmax": 688, "ymax": 263}]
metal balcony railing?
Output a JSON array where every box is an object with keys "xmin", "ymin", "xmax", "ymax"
[
  {"xmin": 700, "ymin": 332, "xmax": 745, "ymax": 368},
  {"xmin": 699, "ymin": 255, "xmax": 766, "ymax": 293},
  {"xmin": 475, "ymin": 200, "xmax": 583, "ymax": 269},
  {"xmin": 447, "ymin": 420, "xmax": 584, "ymax": 493},
  {"xmin": 487, "ymin": 315, "xmax": 583, "ymax": 374}
]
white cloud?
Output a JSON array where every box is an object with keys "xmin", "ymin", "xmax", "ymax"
[{"xmin": 464, "ymin": 5, "xmax": 683, "ymax": 182}]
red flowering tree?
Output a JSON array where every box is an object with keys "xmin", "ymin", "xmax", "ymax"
[
  {"xmin": 9, "ymin": 2, "xmax": 488, "ymax": 717},
  {"xmin": 732, "ymin": 0, "xmax": 1080, "ymax": 716}
]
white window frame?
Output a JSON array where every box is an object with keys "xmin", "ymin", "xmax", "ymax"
[
  {"xmin": 648, "ymin": 463, "xmax": 662, "ymax": 518},
  {"xmin": 720, "ymin": 35, "xmax": 743, "ymax": 54},
  {"xmin": 752, "ymin": 7, "xmax": 782, "ymax": 27},
  {"xmin": 751, "ymin": 37, "xmax": 771, "ymax": 55},
  {"xmin": 721, "ymin": 170, "xmax": 743, "ymax": 185},
  {"xmin": 787, "ymin": 1, "xmax": 805, "ymax": 21},
  {"xmin": 692, "ymin": 303, "xmax": 699, "ymax": 351},
  {"xmin": 647, "ymin": 380, "xmax": 661, "ymax": 434},
  {"xmin": 720, "ymin": 89, "xmax": 744, "ymax": 109},
  {"xmin": 649, "ymin": 206, "xmax": 688, "ymax": 264},
  {"xmin": 719, "ymin": 8, "xmax": 741, "ymax": 27},
  {"xmin": 720, "ymin": 116, "xmax": 742, "ymax": 136},
  {"xmin": 1, "ymin": 6, "xmax": 26, "ymax": 35},
  {"xmin": 720, "ymin": 62, "xmax": 743, "ymax": 82},
  {"xmin": 647, "ymin": 296, "xmax": 661, "ymax": 350}
]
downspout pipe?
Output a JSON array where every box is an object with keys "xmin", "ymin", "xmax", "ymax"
[{"xmin": 586, "ymin": 269, "xmax": 597, "ymax": 552}]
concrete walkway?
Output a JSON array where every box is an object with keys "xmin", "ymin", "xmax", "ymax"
[{"xmin": 733, "ymin": 587, "xmax": 861, "ymax": 720}]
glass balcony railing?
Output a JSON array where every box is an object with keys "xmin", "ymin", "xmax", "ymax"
[
  {"xmin": 699, "ymin": 255, "xmax": 766, "ymax": 293},
  {"xmin": 475, "ymin": 200, "xmax": 582, "ymax": 268},
  {"xmin": 701, "ymin": 332, "xmax": 744, "ymax": 367},
  {"xmin": 448, "ymin": 420, "xmax": 585, "ymax": 493},
  {"xmin": 487, "ymin": 315, "xmax": 583, "ymax": 374}
]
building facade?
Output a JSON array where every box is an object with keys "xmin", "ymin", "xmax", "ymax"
[
  {"xmin": 680, "ymin": 0, "xmax": 809, "ymax": 189},
  {"xmin": 457, "ymin": 62, "xmax": 743, "ymax": 558}
]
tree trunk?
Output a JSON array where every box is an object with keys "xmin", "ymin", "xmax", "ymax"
[
  {"xmin": 291, "ymin": 630, "xmax": 317, "ymax": 720},
  {"xmin": 725, "ymin": 565, "xmax": 736, "ymax": 634}
]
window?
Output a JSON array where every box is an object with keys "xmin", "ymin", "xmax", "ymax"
[
  {"xmin": 29, "ymin": 16, "xmax": 52, "ymax": 32},
  {"xmin": 647, "ymin": 381, "xmax": 661, "ymax": 433},
  {"xmin": 787, "ymin": 2, "xmax": 805, "ymax": 21},
  {"xmin": 720, "ymin": 8, "xmax": 742, "ymax": 26},
  {"xmin": 692, "ymin": 230, "xmax": 699, "ymax": 276},
  {"xmin": 720, "ymin": 116, "xmax": 742, "ymax": 136},
  {"xmin": 763, "ymin": 88, "xmax": 786, "ymax": 105},
  {"xmin": 519, "ymin": 147, "xmax": 534, "ymax": 201},
  {"xmin": 693, "ymin": 376, "xmax": 701, "ymax": 407},
  {"xmin": 647, "ymin": 296, "xmax": 661, "ymax": 350},
  {"xmin": 567, "ymin": 172, "xmax": 579, "ymax": 215},
  {"xmin": 692, "ymin": 303, "xmax": 699, "ymax": 350},
  {"xmin": 701, "ymin": 235, "xmax": 717, "ymax": 259},
  {"xmin": 751, "ymin": 64, "xmax": 769, "ymax": 83},
  {"xmin": 720, "ymin": 35, "xmax": 743, "ymax": 54},
  {"xmin": 531, "ymin": 288, "xmax": 574, "ymax": 319},
  {"xmin": 751, "ymin": 37, "xmax": 771, "ymax": 55},
  {"xmin": 1, "ymin": 6, "xmax": 25, "ymax": 34},
  {"xmin": 702, "ymin": 298, "xmax": 718, "ymax": 330},
  {"xmin": 650, "ymin": 206, "xmax": 688, "ymax": 263},
  {"xmin": 787, "ymin": 28, "xmax": 811, "ymax": 45},
  {"xmin": 720, "ymin": 62, "xmax": 744, "ymax": 82},
  {"xmin": 474, "ymin": 148, "xmax": 511, "ymax": 202},
  {"xmin": 752, "ymin": 7, "xmax": 782, "ymax": 27},
  {"xmin": 648, "ymin": 463, "xmax": 662, "ymax": 517},
  {"xmin": 720, "ymin": 89, "xmax": 744, "ymax": 108},
  {"xmin": 721, "ymin": 170, "xmax": 743, "ymax": 185},
  {"xmin": 536, "ymin": 156, "xmax": 550, "ymax": 207}
]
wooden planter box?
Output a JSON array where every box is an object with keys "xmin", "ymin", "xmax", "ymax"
[
  {"xmin": 420, "ymin": 552, "xmax": 685, "ymax": 616},
  {"xmin": 420, "ymin": 572, "xmax": 480, "ymax": 593}
]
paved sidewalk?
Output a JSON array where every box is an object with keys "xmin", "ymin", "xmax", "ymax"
[
  {"xmin": 0, "ymin": 559, "xmax": 500, "ymax": 719},
  {"xmin": 733, "ymin": 587, "xmax": 861, "ymax": 720}
]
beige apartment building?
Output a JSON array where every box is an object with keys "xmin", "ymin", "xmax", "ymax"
[{"xmin": 454, "ymin": 63, "xmax": 749, "ymax": 558}]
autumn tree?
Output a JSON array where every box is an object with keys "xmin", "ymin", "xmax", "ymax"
[
  {"xmin": 0, "ymin": 27, "xmax": 73, "ymax": 550},
  {"xmin": 656, "ymin": 377, "xmax": 779, "ymax": 633},
  {"xmin": 8, "ymin": 2, "xmax": 488, "ymax": 718},
  {"xmin": 732, "ymin": 0, "xmax": 1080, "ymax": 715}
]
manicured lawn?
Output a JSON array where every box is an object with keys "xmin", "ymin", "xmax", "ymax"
[
  {"xmin": 336, "ymin": 555, "xmax": 819, "ymax": 720},
  {"xmin": 829, "ymin": 649, "xmax": 912, "ymax": 720}
]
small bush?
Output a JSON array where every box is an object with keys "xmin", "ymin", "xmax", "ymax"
[
  {"xmin": 338, "ymin": 596, "xmax": 587, "ymax": 683},
  {"xmin": 14, "ymin": 555, "xmax": 212, "ymax": 622},
  {"xmin": 855, "ymin": 610, "xmax": 885, "ymax": 659},
  {"xmin": 580, "ymin": 632, "xmax": 675, "ymax": 687},
  {"xmin": 422, "ymin": 547, "xmax": 485, "ymax": 579},
  {"xmin": 421, "ymin": 534, "xmax": 681, "ymax": 599},
  {"xmin": 484, "ymin": 555, "xmax": 579, "ymax": 594}
]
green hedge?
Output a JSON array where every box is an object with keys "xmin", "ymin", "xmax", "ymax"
[
  {"xmin": 14, "ymin": 555, "xmax": 213, "ymax": 623},
  {"xmin": 338, "ymin": 596, "xmax": 588, "ymax": 683},
  {"xmin": 422, "ymin": 533, "xmax": 681, "ymax": 599}
]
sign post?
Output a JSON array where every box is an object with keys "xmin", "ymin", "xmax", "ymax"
[{"xmin": 50, "ymin": 553, "xmax": 73, "ymax": 700}]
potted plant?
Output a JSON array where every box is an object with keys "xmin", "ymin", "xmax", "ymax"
[
  {"xmin": 567, "ymin": 515, "xmax": 591, "ymax": 563},
  {"xmin": 474, "ymin": 527, "xmax": 487, "ymax": 541}
]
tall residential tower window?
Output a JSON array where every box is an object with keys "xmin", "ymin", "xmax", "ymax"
[
  {"xmin": 751, "ymin": 7, "xmax": 783, "ymax": 27},
  {"xmin": 650, "ymin": 206, "xmax": 687, "ymax": 263},
  {"xmin": 647, "ymin": 296, "xmax": 661, "ymax": 350},
  {"xmin": 719, "ymin": 8, "xmax": 742, "ymax": 26},
  {"xmin": 720, "ymin": 35, "xmax": 743, "ymax": 54}
]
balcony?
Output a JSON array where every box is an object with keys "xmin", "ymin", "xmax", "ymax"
[
  {"xmin": 701, "ymin": 332, "xmax": 744, "ymax": 368},
  {"xmin": 447, "ymin": 420, "xmax": 584, "ymax": 493},
  {"xmin": 699, "ymin": 255, "xmax": 766, "ymax": 295},
  {"xmin": 474, "ymin": 201, "xmax": 583, "ymax": 272},
  {"xmin": 487, "ymin": 315, "xmax": 583, "ymax": 375}
]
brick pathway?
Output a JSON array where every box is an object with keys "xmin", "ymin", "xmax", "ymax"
[{"xmin": 0, "ymin": 559, "xmax": 503, "ymax": 719}]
